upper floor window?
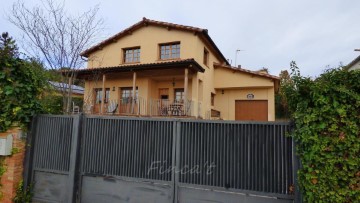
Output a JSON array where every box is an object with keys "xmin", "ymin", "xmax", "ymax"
[
  {"xmin": 203, "ymin": 48, "xmax": 209, "ymax": 66},
  {"xmin": 123, "ymin": 47, "xmax": 140, "ymax": 63},
  {"xmin": 160, "ymin": 42, "xmax": 180, "ymax": 60}
]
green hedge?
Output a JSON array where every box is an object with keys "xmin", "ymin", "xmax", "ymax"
[
  {"xmin": 0, "ymin": 33, "xmax": 46, "ymax": 132},
  {"xmin": 282, "ymin": 62, "xmax": 360, "ymax": 202},
  {"xmin": 41, "ymin": 94, "xmax": 83, "ymax": 114}
]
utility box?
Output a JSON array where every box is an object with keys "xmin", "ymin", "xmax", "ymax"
[{"xmin": 0, "ymin": 134, "xmax": 13, "ymax": 156}]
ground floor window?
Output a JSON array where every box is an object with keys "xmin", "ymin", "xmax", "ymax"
[
  {"xmin": 94, "ymin": 88, "xmax": 110, "ymax": 104},
  {"xmin": 174, "ymin": 88, "xmax": 185, "ymax": 103},
  {"xmin": 120, "ymin": 87, "xmax": 138, "ymax": 103}
]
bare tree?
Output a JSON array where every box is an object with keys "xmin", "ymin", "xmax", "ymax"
[{"xmin": 8, "ymin": 0, "xmax": 104, "ymax": 113}]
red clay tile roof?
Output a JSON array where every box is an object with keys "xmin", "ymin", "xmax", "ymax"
[
  {"xmin": 213, "ymin": 63, "xmax": 280, "ymax": 80},
  {"xmin": 62, "ymin": 58, "xmax": 205, "ymax": 77},
  {"xmin": 80, "ymin": 17, "xmax": 229, "ymax": 65}
]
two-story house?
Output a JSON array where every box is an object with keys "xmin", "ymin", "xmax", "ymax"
[
  {"xmin": 346, "ymin": 49, "xmax": 360, "ymax": 71},
  {"xmin": 71, "ymin": 18, "xmax": 279, "ymax": 121}
]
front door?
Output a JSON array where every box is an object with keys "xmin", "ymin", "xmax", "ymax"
[
  {"xmin": 93, "ymin": 88, "xmax": 109, "ymax": 114},
  {"xmin": 159, "ymin": 88, "xmax": 169, "ymax": 100},
  {"xmin": 119, "ymin": 87, "xmax": 138, "ymax": 114},
  {"xmin": 158, "ymin": 88, "xmax": 169, "ymax": 115}
]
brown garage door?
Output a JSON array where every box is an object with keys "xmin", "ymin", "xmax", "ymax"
[{"xmin": 235, "ymin": 100, "xmax": 268, "ymax": 121}]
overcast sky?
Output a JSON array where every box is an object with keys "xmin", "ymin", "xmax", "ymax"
[{"xmin": 1, "ymin": 0, "xmax": 360, "ymax": 77}]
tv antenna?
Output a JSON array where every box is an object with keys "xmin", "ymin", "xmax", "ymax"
[{"xmin": 234, "ymin": 49, "xmax": 245, "ymax": 67}]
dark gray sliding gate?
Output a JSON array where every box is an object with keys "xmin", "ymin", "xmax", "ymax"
[
  {"xmin": 80, "ymin": 117, "xmax": 175, "ymax": 202},
  {"xmin": 25, "ymin": 115, "xmax": 300, "ymax": 203}
]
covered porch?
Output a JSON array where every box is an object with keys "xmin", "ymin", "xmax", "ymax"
[{"xmin": 71, "ymin": 59, "xmax": 204, "ymax": 118}]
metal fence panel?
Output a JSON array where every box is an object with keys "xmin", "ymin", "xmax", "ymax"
[
  {"xmin": 81, "ymin": 176, "xmax": 173, "ymax": 203},
  {"xmin": 178, "ymin": 121, "xmax": 293, "ymax": 196},
  {"xmin": 27, "ymin": 115, "xmax": 297, "ymax": 203},
  {"xmin": 31, "ymin": 115, "xmax": 78, "ymax": 203},
  {"xmin": 80, "ymin": 117, "xmax": 174, "ymax": 181},
  {"xmin": 33, "ymin": 116, "xmax": 73, "ymax": 171},
  {"xmin": 177, "ymin": 186, "xmax": 293, "ymax": 203}
]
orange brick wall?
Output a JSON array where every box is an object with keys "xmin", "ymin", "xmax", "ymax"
[{"xmin": 0, "ymin": 127, "xmax": 25, "ymax": 203}]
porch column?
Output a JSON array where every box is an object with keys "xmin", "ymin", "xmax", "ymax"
[
  {"xmin": 192, "ymin": 73, "xmax": 199, "ymax": 118},
  {"xmin": 132, "ymin": 71, "xmax": 137, "ymax": 114},
  {"xmin": 100, "ymin": 74, "xmax": 106, "ymax": 114},
  {"xmin": 184, "ymin": 68, "xmax": 189, "ymax": 115}
]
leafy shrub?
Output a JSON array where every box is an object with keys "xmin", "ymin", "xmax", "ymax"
[
  {"xmin": 13, "ymin": 180, "xmax": 33, "ymax": 203},
  {"xmin": 282, "ymin": 62, "xmax": 360, "ymax": 202},
  {"xmin": 0, "ymin": 32, "xmax": 46, "ymax": 132},
  {"xmin": 41, "ymin": 94, "xmax": 83, "ymax": 114}
]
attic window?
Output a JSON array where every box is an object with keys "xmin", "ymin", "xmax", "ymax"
[
  {"xmin": 123, "ymin": 47, "xmax": 140, "ymax": 63},
  {"xmin": 159, "ymin": 42, "xmax": 180, "ymax": 60},
  {"xmin": 203, "ymin": 48, "xmax": 209, "ymax": 66}
]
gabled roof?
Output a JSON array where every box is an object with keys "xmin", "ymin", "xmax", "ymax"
[
  {"xmin": 80, "ymin": 17, "xmax": 229, "ymax": 65},
  {"xmin": 213, "ymin": 63, "xmax": 280, "ymax": 80},
  {"xmin": 346, "ymin": 54, "xmax": 360, "ymax": 70},
  {"xmin": 49, "ymin": 81, "xmax": 84, "ymax": 95}
]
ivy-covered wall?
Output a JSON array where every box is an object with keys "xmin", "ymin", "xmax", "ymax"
[{"xmin": 282, "ymin": 62, "xmax": 360, "ymax": 202}]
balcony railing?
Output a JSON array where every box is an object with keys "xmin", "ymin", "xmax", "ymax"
[
  {"xmin": 83, "ymin": 97, "xmax": 201, "ymax": 117},
  {"xmin": 149, "ymin": 99, "xmax": 193, "ymax": 117}
]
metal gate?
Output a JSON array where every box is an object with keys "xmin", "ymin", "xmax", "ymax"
[{"xmin": 24, "ymin": 115, "xmax": 300, "ymax": 203}]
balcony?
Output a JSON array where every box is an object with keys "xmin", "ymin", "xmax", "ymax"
[{"xmin": 83, "ymin": 97, "xmax": 201, "ymax": 118}]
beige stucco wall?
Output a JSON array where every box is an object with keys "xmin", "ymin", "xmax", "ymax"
[
  {"xmin": 87, "ymin": 25, "xmax": 199, "ymax": 68},
  {"xmin": 212, "ymin": 67, "xmax": 276, "ymax": 121},
  {"xmin": 214, "ymin": 67, "xmax": 275, "ymax": 88},
  {"xmin": 84, "ymin": 77, "xmax": 193, "ymax": 104},
  {"xmin": 84, "ymin": 24, "xmax": 276, "ymax": 120},
  {"xmin": 85, "ymin": 24, "xmax": 222, "ymax": 118},
  {"xmin": 214, "ymin": 87, "xmax": 275, "ymax": 121}
]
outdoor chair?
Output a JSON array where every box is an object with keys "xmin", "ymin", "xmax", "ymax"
[
  {"xmin": 72, "ymin": 102, "xmax": 80, "ymax": 114},
  {"xmin": 83, "ymin": 104, "xmax": 93, "ymax": 114},
  {"xmin": 107, "ymin": 101, "xmax": 118, "ymax": 115}
]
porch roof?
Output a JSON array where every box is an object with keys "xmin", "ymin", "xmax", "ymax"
[{"xmin": 64, "ymin": 58, "xmax": 204, "ymax": 78}]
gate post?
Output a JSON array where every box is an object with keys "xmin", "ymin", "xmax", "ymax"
[
  {"xmin": 66, "ymin": 114, "xmax": 83, "ymax": 203},
  {"xmin": 172, "ymin": 121, "xmax": 181, "ymax": 203},
  {"xmin": 292, "ymin": 139, "xmax": 302, "ymax": 203},
  {"xmin": 23, "ymin": 116, "xmax": 38, "ymax": 191}
]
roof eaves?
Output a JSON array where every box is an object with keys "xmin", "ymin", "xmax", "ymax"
[
  {"xmin": 201, "ymin": 30, "xmax": 229, "ymax": 65},
  {"xmin": 80, "ymin": 18, "xmax": 229, "ymax": 66},
  {"xmin": 63, "ymin": 59, "xmax": 205, "ymax": 76},
  {"xmin": 345, "ymin": 54, "xmax": 360, "ymax": 70},
  {"xmin": 214, "ymin": 63, "xmax": 280, "ymax": 80}
]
